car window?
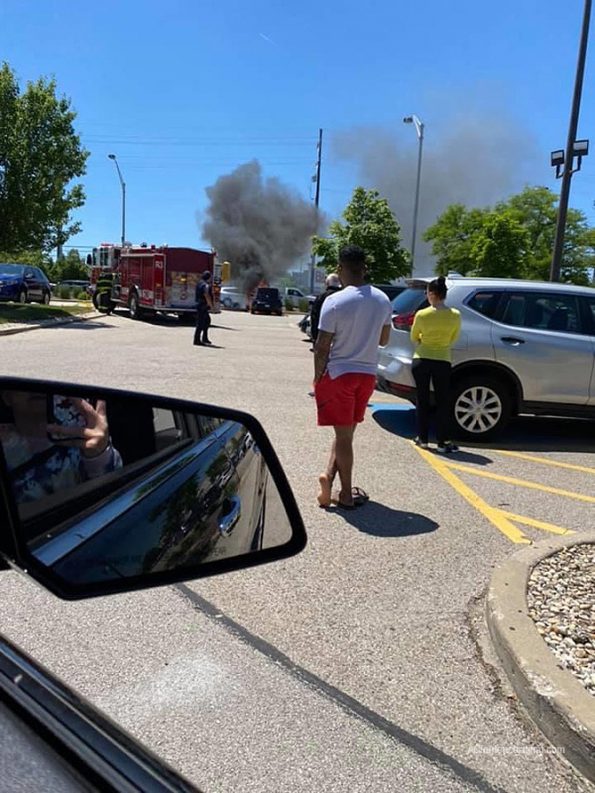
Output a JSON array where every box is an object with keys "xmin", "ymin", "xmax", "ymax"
[
  {"xmin": 585, "ymin": 297, "xmax": 595, "ymax": 335},
  {"xmin": 501, "ymin": 292, "xmax": 582, "ymax": 333},
  {"xmin": 391, "ymin": 288, "xmax": 427, "ymax": 313},
  {"xmin": 466, "ymin": 291, "xmax": 503, "ymax": 319},
  {"xmin": 0, "ymin": 264, "xmax": 22, "ymax": 277}
]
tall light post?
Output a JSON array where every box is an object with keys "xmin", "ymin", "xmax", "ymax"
[
  {"xmin": 549, "ymin": 0, "xmax": 592, "ymax": 281},
  {"xmin": 403, "ymin": 115, "xmax": 425, "ymax": 275},
  {"xmin": 108, "ymin": 154, "xmax": 126, "ymax": 246}
]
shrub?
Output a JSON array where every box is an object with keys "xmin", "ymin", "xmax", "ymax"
[
  {"xmin": 284, "ymin": 298, "xmax": 293, "ymax": 312},
  {"xmin": 58, "ymin": 285, "xmax": 74, "ymax": 299},
  {"xmin": 298, "ymin": 298, "xmax": 310, "ymax": 313}
]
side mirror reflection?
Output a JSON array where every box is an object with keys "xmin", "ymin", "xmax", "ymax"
[{"xmin": 0, "ymin": 382, "xmax": 305, "ymax": 598}]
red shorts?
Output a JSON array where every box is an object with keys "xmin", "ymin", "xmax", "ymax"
[{"xmin": 315, "ymin": 372, "xmax": 376, "ymax": 427}]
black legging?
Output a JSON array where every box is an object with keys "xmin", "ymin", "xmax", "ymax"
[{"xmin": 411, "ymin": 358, "xmax": 452, "ymax": 444}]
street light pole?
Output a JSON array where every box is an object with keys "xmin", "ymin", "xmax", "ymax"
[
  {"xmin": 108, "ymin": 154, "xmax": 126, "ymax": 246},
  {"xmin": 550, "ymin": 0, "xmax": 592, "ymax": 282},
  {"xmin": 310, "ymin": 128, "xmax": 323, "ymax": 293},
  {"xmin": 403, "ymin": 115, "xmax": 424, "ymax": 275}
]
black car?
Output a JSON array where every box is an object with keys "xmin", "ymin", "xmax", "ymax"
[
  {"xmin": 250, "ymin": 287, "xmax": 283, "ymax": 316},
  {"xmin": 373, "ymin": 283, "xmax": 406, "ymax": 302},
  {"xmin": 0, "ymin": 263, "xmax": 52, "ymax": 305}
]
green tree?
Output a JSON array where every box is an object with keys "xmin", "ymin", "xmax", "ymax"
[
  {"xmin": 0, "ymin": 62, "xmax": 88, "ymax": 253},
  {"xmin": 52, "ymin": 249, "xmax": 89, "ymax": 281},
  {"xmin": 425, "ymin": 186, "xmax": 594, "ymax": 284},
  {"xmin": 423, "ymin": 204, "xmax": 488, "ymax": 276},
  {"xmin": 469, "ymin": 211, "xmax": 528, "ymax": 278},
  {"xmin": 500, "ymin": 186, "xmax": 592, "ymax": 284},
  {"xmin": 312, "ymin": 187, "xmax": 409, "ymax": 282}
]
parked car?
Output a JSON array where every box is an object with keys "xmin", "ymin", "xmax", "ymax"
[
  {"xmin": 297, "ymin": 283, "xmax": 403, "ymax": 341},
  {"xmin": 0, "ymin": 377, "xmax": 306, "ymax": 793},
  {"xmin": 284, "ymin": 287, "xmax": 315, "ymax": 308},
  {"xmin": 377, "ymin": 276, "xmax": 595, "ymax": 440},
  {"xmin": 55, "ymin": 279, "xmax": 91, "ymax": 294},
  {"xmin": 373, "ymin": 283, "xmax": 407, "ymax": 302},
  {"xmin": 0, "ymin": 263, "xmax": 52, "ymax": 305},
  {"xmin": 251, "ymin": 287, "xmax": 283, "ymax": 316},
  {"xmin": 220, "ymin": 286, "xmax": 249, "ymax": 310}
]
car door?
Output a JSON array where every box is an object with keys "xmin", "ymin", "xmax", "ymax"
[
  {"xmin": 24, "ymin": 268, "xmax": 41, "ymax": 301},
  {"xmin": 36, "ymin": 422, "xmax": 254, "ymax": 583},
  {"xmin": 33, "ymin": 268, "xmax": 49, "ymax": 300},
  {"xmin": 208, "ymin": 419, "xmax": 266, "ymax": 558},
  {"xmin": 492, "ymin": 290, "xmax": 594, "ymax": 405}
]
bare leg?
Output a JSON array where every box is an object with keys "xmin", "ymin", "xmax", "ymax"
[
  {"xmin": 317, "ymin": 438, "xmax": 337, "ymax": 507},
  {"xmin": 333, "ymin": 425, "xmax": 355, "ymax": 505},
  {"xmin": 318, "ymin": 426, "xmax": 356, "ymax": 507}
]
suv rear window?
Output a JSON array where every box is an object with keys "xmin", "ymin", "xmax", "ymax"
[
  {"xmin": 256, "ymin": 288, "xmax": 280, "ymax": 300},
  {"xmin": 391, "ymin": 288, "xmax": 428, "ymax": 314}
]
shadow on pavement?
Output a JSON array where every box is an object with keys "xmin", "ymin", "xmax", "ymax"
[
  {"xmin": 333, "ymin": 502, "xmax": 439, "ymax": 537},
  {"xmin": 44, "ymin": 320, "xmax": 115, "ymax": 331},
  {"xmin": 370, "ymin": 403, "xmax": 595, "ymax": 455}
]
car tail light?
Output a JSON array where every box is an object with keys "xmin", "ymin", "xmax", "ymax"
[{"xmin": 392, "ymin": 311, "xmax": 416, "ymax": 331}]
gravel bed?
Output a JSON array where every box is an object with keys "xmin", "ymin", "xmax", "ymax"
[{"xmin": 527, "ymin": 543, "xmax": 595, "ymax": 696}]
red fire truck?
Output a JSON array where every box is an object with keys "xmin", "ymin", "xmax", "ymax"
[{"xmin": 89, "ymin": 243, "xmax": 217, "ymax": 320}]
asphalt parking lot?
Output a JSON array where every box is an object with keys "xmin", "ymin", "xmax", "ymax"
[
  {"xmin": 0, "ymin": 309, "xmax": 592, "ymax": 793},
  {"xmin": 370, "ymin": 402, "xmax": 594, "ymax": 545}
]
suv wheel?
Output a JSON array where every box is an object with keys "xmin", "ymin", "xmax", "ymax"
[
  {"xmin": 451, "ymin": 376, "xmax": 512, "ymax": 440},
  {"xmin": 42, "ymin": 290, "xmax": 51, "ymax": 305},
  {"xmin": 18, "ymin": 288, "xmax": 27, "ymax": 304}
]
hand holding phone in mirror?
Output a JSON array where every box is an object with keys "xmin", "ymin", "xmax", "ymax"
[{"xmin": 47, "ymin": 398, "xmax": 110, "ymax": 458}]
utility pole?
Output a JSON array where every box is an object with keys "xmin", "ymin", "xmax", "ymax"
[
  {"xmin": 550, "ymin": 0, "xmax": 592, "ymax": 281},
  {"xmin": 309, "ymin": 128, "xmax": 323, "ymax": 293}
]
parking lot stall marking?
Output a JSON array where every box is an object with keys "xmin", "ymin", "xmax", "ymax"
[
  {"xmin": 413, "ymin": 446, "xmax": 531, "ymax": 544},
  {"xmin": 494, "ymin": 510, "xmax": 574, "ymax": 536},
  {"xmin": 489, "ymin": 449, "xmax": 595, "ymax": 476},
  {"xmin": 444, "ymin": 462, "xmax": 595, "ymax": 505}
]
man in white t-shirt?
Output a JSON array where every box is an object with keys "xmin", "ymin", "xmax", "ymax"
[{"xmin": 313, "ymin": 245, "xmax": 392, "ymax": 509}]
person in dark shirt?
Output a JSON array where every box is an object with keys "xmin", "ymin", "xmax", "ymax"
[
  {"xmin": 309, "ymin": 273, "xmax": 341, "ymax": 347},
  {"xmin": 194, "ymin": 271, "xmax": 214, "ymax": 346}
]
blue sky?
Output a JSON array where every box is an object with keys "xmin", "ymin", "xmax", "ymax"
[{"xmin": 1, "ymin": 0, "xmax": 594, "ymax": 268}]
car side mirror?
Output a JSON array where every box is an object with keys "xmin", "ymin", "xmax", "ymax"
[{"xmin": 0, "ymin": 378, "xmax": 306, "ymax": 600}]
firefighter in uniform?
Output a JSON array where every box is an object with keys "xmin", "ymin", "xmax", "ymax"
[{"xmin": 93, "ymin": 271, "xmax": 115, "ymax": 314}]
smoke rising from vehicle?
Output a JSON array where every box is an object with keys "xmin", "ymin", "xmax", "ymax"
[
  {"xmin": 332, "ymin": 112, "xmax": 544, "ymax": 274},
  {"xmin": 202, "ymin": 160, "xmax": 321, "ymax": 288}
]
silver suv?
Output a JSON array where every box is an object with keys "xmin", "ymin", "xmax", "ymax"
[{"xmin": 377, "ymin": 276, "xmax": 595, "ymax": 440}]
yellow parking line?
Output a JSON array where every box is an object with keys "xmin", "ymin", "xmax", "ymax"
[
  {"xmin": 496, "ymin": 510, "xmax": 574, "ymax": 536},
  {"xmin": 445, "ymin": 462, "xmax": 595, "ymax": 504},
  {"xmin": 413, "ymin": 446, "xmax": 531, "ymax": 544},
  {"xmin": 490, "ymin": 449, "xmax": 595, "ymax": 475}
]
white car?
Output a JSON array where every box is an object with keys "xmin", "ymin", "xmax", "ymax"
[{"xmin": 220, "ymin": 286, "xmax": 248, "ymax": 311}]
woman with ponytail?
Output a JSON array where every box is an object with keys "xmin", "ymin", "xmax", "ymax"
[{"xmin": 410, "ymin": 276, "xmax": 461, "ymax": 453}]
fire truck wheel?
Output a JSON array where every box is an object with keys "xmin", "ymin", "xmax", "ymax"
[{"xmin": 129, "ymin": 291, "xmax": 142, "ymax": 320}]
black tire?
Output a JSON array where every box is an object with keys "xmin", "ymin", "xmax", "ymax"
[
  {"xmin": 18, "ymin": 288, "xmax": 27, "ymax": 304},
  {"xmin": 129, "ymin": 291, "xmax": 143, "ymax": 320},
  {"xmin": 450, "ymin": 375, "xmax": 513, "ymax": 440},
  {"xmin": 42, "ymin": 290, "xmax": 51, "ymax": 305}
]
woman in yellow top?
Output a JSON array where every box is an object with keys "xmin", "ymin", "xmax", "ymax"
[{"xmin": 410, "ymin": 276, "xmax": 461, "ymax": 453}]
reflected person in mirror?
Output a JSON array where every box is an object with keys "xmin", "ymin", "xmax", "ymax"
[{"xmin": 0, "ymin": 392, "xmax": 122, "ymax": 504}]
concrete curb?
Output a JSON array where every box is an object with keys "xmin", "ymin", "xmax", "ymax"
[
  {"xmin": 0, "ymin": 311, "xmax": 101, "ymax": 337},
  {"xmin": 486, "ymin": 531, "xmax": 595, "ymax": 784}
]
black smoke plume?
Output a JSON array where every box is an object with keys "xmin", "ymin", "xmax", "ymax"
[
  {"xmin": 333, "ymin": 112, "xmax": 544, "ymax": 274},
  {"xmin": 202, "ymin": 160, "xmax": 320, "ymax": 288}
]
